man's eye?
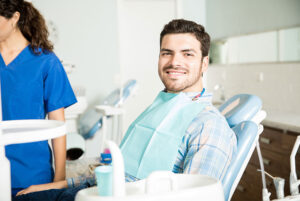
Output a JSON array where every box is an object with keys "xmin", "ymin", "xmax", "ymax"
[
  {"xmin": 185, "ymin": 53, "xmax": 194, "ymax": 56},
  {"xmin": 161, "ymin": 52, "xmax": 171, "ymax": 56}
]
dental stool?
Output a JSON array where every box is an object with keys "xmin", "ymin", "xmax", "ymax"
[{"xmin": 218, "ymin": 94, "xmax": 266, "ymax": 201}]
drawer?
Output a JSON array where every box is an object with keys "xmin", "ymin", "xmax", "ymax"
[
  {"xmin": 232, "ymin": 164, "xmax": 265, "ymax": 201},
  {"xmin": 250, "ymin": 148, "xmax": 294, "ymax": 176},
  {"xmin": 260, "ymin": 127, "xmax": 297, "ymax": 155},
  {"xmin": 232, "ymin": 164, "xmax": 290, "ymax": 201}
]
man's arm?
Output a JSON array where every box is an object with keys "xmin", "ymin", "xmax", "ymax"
[{"xmin": 174, "ymin": 116, "xmax": 237, "ymax": 180}]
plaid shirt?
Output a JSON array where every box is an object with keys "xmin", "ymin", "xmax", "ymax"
[
  {"xmin": 67, "ymin": 91, "xmax": 237, "ymax": 188},
  {"xmin": 172, "ymin": 92, "xmax": 237, "ymax": 182}
]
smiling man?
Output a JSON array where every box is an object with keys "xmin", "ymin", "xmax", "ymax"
[
  {"xmin": 121, "ymin": 19, "xmax": 237, "ymax": 180},
  {"xmin": 14, "ymin": 19, "xmax": 237, "ymax": 201}
]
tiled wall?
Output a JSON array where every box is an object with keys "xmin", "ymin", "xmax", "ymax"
[{"xmin": 205, "ymin": 62, "xmax": 300, "ymax": 114}]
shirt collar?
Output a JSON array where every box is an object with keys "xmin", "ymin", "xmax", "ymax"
[{"xmin": 161, "ymin": 89, "xmax": 212, "ymax": 103}]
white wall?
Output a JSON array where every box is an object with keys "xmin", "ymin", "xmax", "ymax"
[
  {"xmin": 118, "ymin": 0, "xmax": 177, "ymax": 131},
  {"xmin": 181, "ymin": 0, "xmax": 206, "ymax": 25},
  {"xmin": 206, "ymin": 0, "xmax": 300, "ymax": 40},
  {"xmin": 206, "ymin": 63, "xmax": 300, "ymax": 114},
  {"xmin": 205, "ymin": 0, "xmax": 300, "ymax": 117},
  {"xmin": 33, "ymin": 0, "xmax": 120, "ymax": 106}
]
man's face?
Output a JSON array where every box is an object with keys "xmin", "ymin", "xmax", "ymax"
[{"xmin": 158, "ymin": 33, "xmax": 208, "ymax": 93}]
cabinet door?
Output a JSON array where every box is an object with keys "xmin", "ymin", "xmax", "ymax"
[
  {"xmin": 260, "ymin": 127, "xmax": 297, "ymax": 155},
  {"xmin": 232, "ymin": 126, "xmax": 300, "ymax": 200},
  {"xmin": 231, "ymin": 164, "xmax": 263, "ymax": 201}
]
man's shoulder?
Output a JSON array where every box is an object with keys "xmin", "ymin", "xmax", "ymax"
[
  {"xmin": 193, "ymin": 104, "xmax": 227, "ymax": 125},
  {"xmin": 187, "ymin": 104, "xmax": 232, "ymax": 136}
]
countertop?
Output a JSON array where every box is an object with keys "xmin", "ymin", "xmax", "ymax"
[
  {"xmin": 262, "ymin": 110, "xmax": 300, "ymax": 133},
  {"xmin": 212, "ymin": 101, "xmax": 300, "ymax": 133}
]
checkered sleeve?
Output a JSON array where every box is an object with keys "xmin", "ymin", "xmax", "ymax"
[
  {"xmin": 67, "ymin": 174, "xmax": 97, "ymax": 188},
  {"xmin": 173, "ymin": 112, "xmax": 236, "ymax": 182},
  {"xmin": 66, "ymin": 172, "xmax": 139, "ymax": 188}
]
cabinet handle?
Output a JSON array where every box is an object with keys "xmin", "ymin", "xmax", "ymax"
[
  {"xmin": 263, "ymin": 158, "xmax": 270, "ymax": 165},
  {"xmin": 260, "ymin": 137, "xmax": 271, "ymax": 144},
  {"xmin": 236, "ymin": 185, "xmax": 245, "ymax": 192}
]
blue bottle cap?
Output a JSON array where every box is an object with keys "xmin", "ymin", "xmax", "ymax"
[{"xmin": 100, "ymin": 153, "xmax": 112, "ymax": 164}]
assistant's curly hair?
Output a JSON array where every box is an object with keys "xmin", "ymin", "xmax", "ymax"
[{"xmin": 0, "ymin": 0, "xmax": 53, "ymax": 54}]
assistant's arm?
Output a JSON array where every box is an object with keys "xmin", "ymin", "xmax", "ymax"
[
  {"xmin": 16, "ymin": 175, "xmax": 97, "ymax": 196},
  {"xmin": 16, "ymin": 180, "xmax": 68, "ymax": 196},
  {"xmin": 48, "ymin": 108, "xmax": 66, "ymax": 182}
]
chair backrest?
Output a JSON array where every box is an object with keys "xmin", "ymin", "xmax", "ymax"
[
  {"xmin": 219, "ymin": 94, "xmax": 262, "ymax": 127},
  {"xmin": 218, "ymin": 94, "xmax": 263, "ymax": 201},
  {"xmin": 222, "ymin": 121, "xmax": 258, "ymax": 200},
  {"xmin": 79, "ymin": 80, "xmax": 137, "ymax": 139}
]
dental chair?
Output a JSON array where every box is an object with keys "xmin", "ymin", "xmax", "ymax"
[
  {"xmin": 218, "ymin": 94, "xmax": 266, "ymax": 201},
  {"xmin": 79, "ymin": 79, "xmax": 137, "ymax": 140},
  {"xmin": 74, "ymin": 94, "xmax": 266, "ymax": 201},
  {"xmin": 67, "ymin": 79, "xmax": 137, "ymax": 160}
]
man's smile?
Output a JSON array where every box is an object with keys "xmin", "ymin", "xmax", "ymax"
[{"xmin": 164, "ymin": 68, "xmax": 187, "ymax": 78}]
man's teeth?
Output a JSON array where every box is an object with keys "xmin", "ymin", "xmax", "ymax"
[{"xmin": 168, "ymin": 72, "xmax": 185, "ymax": 74}]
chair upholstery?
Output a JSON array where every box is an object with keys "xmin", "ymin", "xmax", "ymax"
[
  {"xmin": 218, "ymin": 94, "xmax": 263, "ymax": 200},
  {"xmin": 222, "ymin": 121, "xmax": 258, "ymax": 200},
  {"xmin": 219, "ymin": 94, "xmax": 262, "ymax": 128}
]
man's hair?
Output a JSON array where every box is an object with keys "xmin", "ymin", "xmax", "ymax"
[{"xmin": 160, "ymin": 19, "xmax": 210, "ymax": 58}]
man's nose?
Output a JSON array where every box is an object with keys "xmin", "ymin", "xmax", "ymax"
[{"xmin": 170, "ymin": 54, "xmax": 182, "ymax": 67}]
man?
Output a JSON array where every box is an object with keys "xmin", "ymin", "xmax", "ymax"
[{"xmin": 14, "ymin": 19, "xmax": 236, "ymax": 201}]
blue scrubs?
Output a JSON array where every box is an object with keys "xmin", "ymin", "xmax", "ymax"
[{"xmin": 0, "ymin": 46, "xmax": 77, "ymax": 195}]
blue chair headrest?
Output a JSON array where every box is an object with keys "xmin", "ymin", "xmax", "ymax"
[{"xmin": 219, "ymin": 94, "xmax": 262, "ymax": 128}]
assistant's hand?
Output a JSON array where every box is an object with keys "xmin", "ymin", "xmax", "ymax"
[
  {"xmin": 16, "ymin": 185, "xmax": 44, "ymax": 196},
  {"xmin": 16, "ymin": 180, "xmax": 68, "ymax": 196}
]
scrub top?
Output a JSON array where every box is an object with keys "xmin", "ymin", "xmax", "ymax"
[{"xmin": 0, "ymin": 46, "xmax": 77, "ymax": 195}]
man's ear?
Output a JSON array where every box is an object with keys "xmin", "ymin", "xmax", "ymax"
[{"xmin": 201, "ymin": 56, "xmax": 209, "ymax": 73}]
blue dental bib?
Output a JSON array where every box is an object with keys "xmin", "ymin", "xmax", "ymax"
[{"xmin": 120, "ymin": 91, "xmax": 207, "ymax": 179}]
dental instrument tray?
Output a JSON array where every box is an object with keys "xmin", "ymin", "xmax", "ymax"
[
  {"xmin": 76, "ymin": 173, "xmax": 224, "ymax": 201},
  {"xmin": 0, "ymin": 120, "xmax": 66, "ymax": 145},
  {"xmin": 0, "ymin": 119, "xmax": 67, "ymax": 201}
]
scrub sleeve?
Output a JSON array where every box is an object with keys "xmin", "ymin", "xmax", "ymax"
[{"xmin": 0, "ymin": 46, "xmax": 77, "ymax": 196}]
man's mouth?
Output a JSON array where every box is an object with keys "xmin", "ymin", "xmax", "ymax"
[{"xmin": 166, "ymin": 70, "xmax": 187, "ymax": 76}]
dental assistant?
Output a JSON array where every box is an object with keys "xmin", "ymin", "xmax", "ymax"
[{"xmin": 0, "ymin": 0, "xmax": 77, "ymax": 196}]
